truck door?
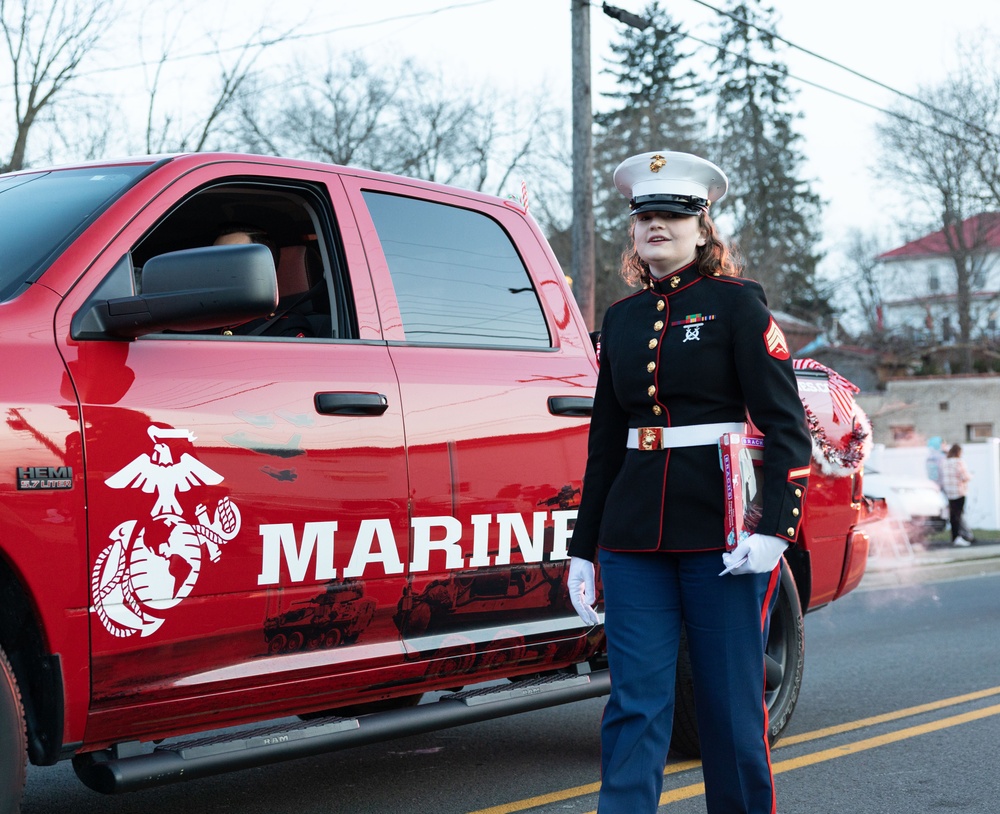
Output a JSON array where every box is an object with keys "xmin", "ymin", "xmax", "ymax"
[
  {"xmin": 56, "ymin": 164, "xmax": 411, "ymax": 737},
  {"xmin": 343, "ymin": 178, "xmax": 596, "ymax": 677}
]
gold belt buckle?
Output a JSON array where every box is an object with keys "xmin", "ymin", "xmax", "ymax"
[{"xmin": 638, "ymin": 426, "xmax": 663, "ymax": 451}]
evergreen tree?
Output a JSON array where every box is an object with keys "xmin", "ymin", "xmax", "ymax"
[
  {"xmin": 711, "ymin": 1, "xmax": 829, "ymax": 321},
  {"xmin": 591, "ymin": 1, "xmax": 706, "ymax": 321}
]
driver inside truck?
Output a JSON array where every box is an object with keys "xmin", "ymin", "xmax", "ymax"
[{"xmin": 212, "ymin": 223, "xmax": 316, "ymax": 338}]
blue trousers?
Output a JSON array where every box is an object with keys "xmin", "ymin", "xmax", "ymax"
[{"xmin": 597, "ymin": 547, "xmax": 780, "ymax": 814}]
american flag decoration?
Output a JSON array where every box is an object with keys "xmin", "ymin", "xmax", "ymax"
[{"xmin": 793, "ymin": 358, "xmax": 859, "ymax": 425}]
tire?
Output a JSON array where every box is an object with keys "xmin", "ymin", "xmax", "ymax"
[
  {"xmin": 762, "ymin": 561, "xmax": 805, "ymax": 745},
  {"xmin": 1, "ymin": 647, "xmax": 27, "ymax": 814},
  {"xmin": 670, "ymin": 559, "xmax": 805, "ymax": 758}
]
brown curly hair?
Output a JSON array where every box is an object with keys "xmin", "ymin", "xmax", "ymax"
[{"xmin": 620, "ymin": 211, "xmax": 742, "ymax": 288}]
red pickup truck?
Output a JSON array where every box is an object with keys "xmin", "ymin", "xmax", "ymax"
[{"xmin": 0, "ymin": 153, "xmax": 871, "ymax": 810}]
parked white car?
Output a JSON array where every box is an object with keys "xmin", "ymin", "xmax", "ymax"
[{"xmin": 862, "ymin": 466, "xmax": 949, "ymax": 540}]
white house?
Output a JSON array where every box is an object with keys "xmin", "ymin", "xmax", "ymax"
[{"xmin": 876, "ymin": 213, "xmax": 1000, "ymax": 345}]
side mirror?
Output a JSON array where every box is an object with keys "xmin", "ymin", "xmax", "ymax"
[{"xmin": 73, "ymin": 244, "xmax": 278, "ymax": 339}]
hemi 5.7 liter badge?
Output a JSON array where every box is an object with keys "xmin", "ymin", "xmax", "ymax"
[{"xmin": 17, "ymin": 466, "xmax": 73, "ymax": 490}]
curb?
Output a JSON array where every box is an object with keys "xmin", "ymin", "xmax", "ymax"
[{"xmin": 858, "ymin": 542, "xmax": 1000, "ymax": 590}]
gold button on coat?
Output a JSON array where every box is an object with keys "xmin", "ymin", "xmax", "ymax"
[
  {"xmin": 652, "ymin": 405, "xmax": 663, "ymax": 416},
  {"xmin": 647, "ymin": 385, "xmax": 656, "ymax": 397},
  {"xmin": 654, "ymin": 320, "xmax": 664, "ymax": 331},
  {"xmin": 792, "ymin": 508, "xmax": 800, "ymax": 517},
  {"xmin": 656, "ymin": 300, "xmax": 665, "ymax": 311},
  {"xmin": 787, "ymin": 527, "xmax": 795, "ymax": 536},
  {"xmin": 647, "ymin": 362, "xmax": 656, "ymax": 373},
  {"xmin": 795, "ymin": 488, "xmax": 802, "ymax": 497},
  {"xmin": 648, "ymin": 338, "xmax": 658, "ymax": 349}
]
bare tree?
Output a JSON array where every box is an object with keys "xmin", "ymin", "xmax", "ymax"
[
  {"xmin": 137, "ymin": 5, "xmax": 295, "ymax": 154},
  {"xmin": 876, "ymin": 55, "xmax": 1000, "ymax": 373},
  {"xmin": 235, "ymin": 54, "xmax": 410, "ymax": 168},
  {"xmin": 951, "ymin": 35, "xmax": 1000, "ymax": 206},
  {"xmin": 0, "ymin": 0, "xmax": 116, "ymax": 172},
  {"xmin": 395, "ymin": 82, "xmax": 485, "ymax": 187},
  {"xmin": 234, "ymin": 53, "xmax": 566, "ymax": 202},
  {"xmin": 841, "ymin": 229, "xmax": 887, "ymax": 340}
]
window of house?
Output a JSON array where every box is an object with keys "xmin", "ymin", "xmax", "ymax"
[
  {"xmin": 362, "ymin": 191, "xmax": 551, "ymax": 349},
  {"xmin": 928, "ymin": 272, "xmax": 940, "ymax": 292},
  {"xmin": 891, "ymin": 425, "xmax": 915, "ymax": 443},
  {"xmin": 967, "ymin": 423, "xmax": 994, "ymax": 441}
]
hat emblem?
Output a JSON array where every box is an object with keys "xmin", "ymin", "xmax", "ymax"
[{"xmin": 649, "ymin": 154, "xmax": 667, "ymax": 173}]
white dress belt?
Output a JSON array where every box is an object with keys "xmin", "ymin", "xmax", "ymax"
[{"xmin": 627, "ymin": 421, "xmax": 746, "ymax": 450}]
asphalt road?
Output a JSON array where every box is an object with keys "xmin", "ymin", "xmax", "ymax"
[{"xmin": 22, "ymin": 567, "xmax": 1000, "ymax": 814}]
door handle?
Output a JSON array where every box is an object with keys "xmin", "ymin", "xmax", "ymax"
[
  {"xmin": 314, "ymin": 392, "xmax": 389, "ymax": 416},
  {"xmin": 548, "ymin": 396, "xmax": 594, "ymax": 417}
]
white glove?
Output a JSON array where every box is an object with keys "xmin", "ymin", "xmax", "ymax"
[
  {"xmin": 720, "ymin": 533, "xmax": 788, "ymax": 576},
  {"xmin": 567, "ymin": 556, "xmax": 599, "ymax": 625}
]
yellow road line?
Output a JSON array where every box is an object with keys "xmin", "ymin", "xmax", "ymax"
[
  {"xmin": 466, "ymin": 780, "xmax": 601, "ymax": 814},
  {"xmin": 467, "ymin": 685, "xmax": 1000, "ymax": 814},
  {"xmin": 466, "ymin": 762, "xmax": 702, "ymax": 814},
  {"xmin": 656, "ymin": 701, "xmax": 1000, "ymax": 806},
  {"xmin": 778, "ymin": 684, "xmax": 1000, "ymax": 747}
]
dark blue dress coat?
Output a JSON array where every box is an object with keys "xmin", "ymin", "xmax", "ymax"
[{"xmin": 569, "ymin": 261, "xmax": 812, "ymax": 559}]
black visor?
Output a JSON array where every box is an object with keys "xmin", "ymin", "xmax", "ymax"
[{"xmin": 630, "ymin": 193, "xmax": 708, "ymax": 216}]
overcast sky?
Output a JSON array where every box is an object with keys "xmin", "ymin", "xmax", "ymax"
[{"xmin": 88, "ymin": 0, "xmax": 997, "ymax": 277}]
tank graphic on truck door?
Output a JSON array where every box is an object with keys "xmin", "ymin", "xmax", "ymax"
[
  {"xmin": 393, "ymin": 485, "xmax": 583, "ymax": 638},
  {"xmin": 263, "ymin": 579, "xmax": 376, "ymax": 653}
]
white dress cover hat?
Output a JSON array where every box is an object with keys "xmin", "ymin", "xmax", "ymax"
[{"xmin": 614, "ymin": 150, "xmax": 728, "ymax": 215}]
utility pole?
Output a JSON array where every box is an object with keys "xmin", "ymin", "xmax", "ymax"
[{"xmin": 571, "ymin": 0, "xmax": 595, "ymax": 330}]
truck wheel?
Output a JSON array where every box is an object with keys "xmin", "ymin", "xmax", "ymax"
[
  {"xmin": 762, "ymin": 560, "xmax": 805, "ymax": 744},
  {"xmin": 1, "ymin": 647, "xmax": 27, "ymax": 814},
  {"xmin": 670, "ymin": 559, "xmax": 804, "ymax": 758}
]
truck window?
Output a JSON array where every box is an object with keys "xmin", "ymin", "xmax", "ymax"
[
  {"xmin": 362, "ymin": 191, "xmax": 551, "ymax": 349},
  {"xmin": 131, "ymin": 183, "xmax": 351, "ymax": 339},
  {"xmin": 0, "ymin": 166, "xmax": 149, "ymax": 301}
]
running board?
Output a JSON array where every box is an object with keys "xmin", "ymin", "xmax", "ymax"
[{"xmin": 73, "ymin": 669, "xmax": 611, "ymax": 794}]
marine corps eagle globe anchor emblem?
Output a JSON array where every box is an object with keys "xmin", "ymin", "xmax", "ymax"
[{"xmin": 90, "ymin": 426, "xmax": 242, "ymax": 638}]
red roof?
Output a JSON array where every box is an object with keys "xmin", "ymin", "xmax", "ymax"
[{"xmin": 878, "ymin": 212, "xmax": 1000, "ymax": 260}]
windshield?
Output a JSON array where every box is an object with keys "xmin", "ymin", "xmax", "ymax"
[{"xmin": 0, "ymin": 165, "xmax": 150, "ymax": 301}]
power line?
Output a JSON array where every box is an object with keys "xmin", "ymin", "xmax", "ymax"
[
  {"xmin": 685, "ymin": 0, "xmax": 998, "ymax": 142},
  {"xmin": 687, "ymin": 29, "xmax": 991, "ymax": 151},
  {"xmin": 0, "ymin": 0, "xmax": 502, "ymax": 88},
  {"xmin": 598, "ymin": 2, "xmax": 997, "ymax": 150}
]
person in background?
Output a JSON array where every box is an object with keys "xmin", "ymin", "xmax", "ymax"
[
  {"xmin": 941, "ymin": 443, "xmax": 975, "ymax": 546},
  {"xmin": 925, "ymin": 435, "xmax": 945, "ymax": 488},
  {"xmin": 566, "ymin": 150, "xmax": 812, "ymax": 814}
]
